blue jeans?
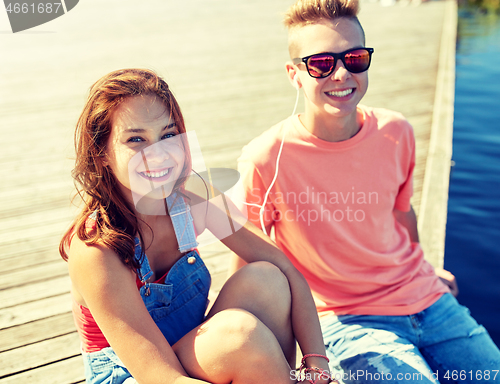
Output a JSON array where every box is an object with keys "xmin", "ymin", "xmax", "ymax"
[
  {"xmin": 321, "ymin": 293, "xmax": 500, "ymax": 383},
  {"xmin": 82, "ymin": 347, "xmax": 137, "ymax": 384}
]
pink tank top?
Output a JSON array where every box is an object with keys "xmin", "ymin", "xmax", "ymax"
[
  {"xmin": 72, "ymin": 299, "xmax": 110, "ymax": 352},
  {"xmin": 73, "ymin": 272, "xmax": 169, "ymax": 353}
]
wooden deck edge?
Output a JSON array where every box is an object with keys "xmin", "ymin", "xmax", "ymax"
[{"xmin": 417, "ymin": 0, "xmax": 458, "ymax": 268}]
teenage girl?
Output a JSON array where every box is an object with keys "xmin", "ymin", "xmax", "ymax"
[{"xmin": 59, "ymin": 69, "xmax": 332, "ymax": 384}]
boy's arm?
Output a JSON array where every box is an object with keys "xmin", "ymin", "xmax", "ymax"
[{"xmin": 393, "ymin": 206, "xmax": 458, "ymax": 296}]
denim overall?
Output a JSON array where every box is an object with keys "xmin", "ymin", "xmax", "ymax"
[{"xmin": 82, "ymin": 194, "xmax": 211, "ymax": 384}]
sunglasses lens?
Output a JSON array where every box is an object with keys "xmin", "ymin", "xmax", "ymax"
[
  {"xmin": 307, "ymin": 54, "xmax": 335, "ymax": 78},
  {"xmin": 344, "ymin": 49, "xmax": 371, "ymax": 73}
]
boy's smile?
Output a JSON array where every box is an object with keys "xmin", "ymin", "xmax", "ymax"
[{"xmin": 326, "ymin": 89, "xmax": 354, "ymax": 97}]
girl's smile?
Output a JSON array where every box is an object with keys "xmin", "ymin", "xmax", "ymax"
[{"xmin": 138, "ymin": 166, "xmax": 174, "ymax": 181}]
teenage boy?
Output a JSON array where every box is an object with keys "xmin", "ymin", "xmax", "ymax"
[{"xmin": 231, "ymin": 0, "xmax": 500, "ymax": 382}]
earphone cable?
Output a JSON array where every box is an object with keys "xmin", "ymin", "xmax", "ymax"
[{"xmin": 258, "ymin": 87, "xmax": 300, "ymax": 235}]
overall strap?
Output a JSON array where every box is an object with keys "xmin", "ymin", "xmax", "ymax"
[
  {"xmin": 166, "ymin": 193, "xmax": 199, "ymax": 253},
  {"xmin": 135, "ymin": 192, "xmax": 199, "ymax": 283},
  {"xmin": 135, "ymin": 236, "xmax": 154, "ymax": 283}
]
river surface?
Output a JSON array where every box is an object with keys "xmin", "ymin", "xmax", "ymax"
[{"xmin": 444, "ymin": 8, "xmax": 500, "ymax": 347}]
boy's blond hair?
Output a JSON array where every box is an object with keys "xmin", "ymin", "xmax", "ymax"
[
  {"xmin": 284, "ymin": 0, "xmax": 360, "ymax": 28},
  {"xmin": 284, "ymin": 0, "xmax": 364, "ymax": 58}
]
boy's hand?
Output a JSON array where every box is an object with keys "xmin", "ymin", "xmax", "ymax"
[{"xmin": 435, "ymin": 268, "xmax": 459, "ymax": 297}]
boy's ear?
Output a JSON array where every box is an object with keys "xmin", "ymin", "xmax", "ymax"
[{"xmin": 285, "ymin": 63, "xmax": 301, "ymax": 90}]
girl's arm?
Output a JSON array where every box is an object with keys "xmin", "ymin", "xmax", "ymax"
[
  {"xmin": 68, "ymin": 237, "xmax": 209, "ymax": 384},
  {"xmin": 204, "ymin": 195, "xmax": 331, "ymax": 376}
]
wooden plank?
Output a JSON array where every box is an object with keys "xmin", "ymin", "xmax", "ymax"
[
  {"xmin": 0, "ymin": 0, "xmax": 455, "ymax": 381},
  {"xmin": 0, "ymin": 293, "xmax": 71, "ymax": 330},
  {"xmin": 0, "ymin": 275, "xmax": 70, "ymax": 310},
  {"xmin": 0, "ymin": 225, "xmax": 71, "ymax": 254},
  {"xmin": 0, "ymin": 333, "xmax": 81, "ymax": 379},
  {"xmin": 0, "ymin": 194, "xmax": 74, "ymax": 221},
  {"xmin": 211, "ymin": 270, "xmax": 229, "ymax": 293},
  {"xmin": 418, "ymin": 0, "xmax": 458, "ymax": 268},
  {"xmin": 0, "ymin": 260, "xmax": 68, "ymax": 291},
  {"xmin": 0, "ymin": 355, "xmax": 84, "ymax": 384},
  {"xmin": 0, "ymin": 313, "xmax": 75, "ymax": 353},
  {"xmin": 204, "ymin": 253, "xmax": 231, "ymax": 278},
  {"xmin": 0, "ymin": 236, "xmax": 62, "ymax": 262},
  {"xmin": 0, "ymin": 207, "xmax": 72, "ymax": 237},
  {"xmin": 0, "ymin": 247, "xmax": 61, "ymax": 273}
]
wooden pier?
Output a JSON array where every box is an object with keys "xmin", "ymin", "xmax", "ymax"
[{"xmin": 0, "ymin": 0, "xmax": 456, "ymax": 382}]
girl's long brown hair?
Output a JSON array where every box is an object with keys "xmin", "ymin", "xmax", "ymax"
[{"xmin": 59, "ymin": 68, "xmax": 191, "ymax": 270}]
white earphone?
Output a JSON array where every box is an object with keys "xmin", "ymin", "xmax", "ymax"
[
  {"xmin": 293, "ymin": 73, "xmax": 300, "ymax": 90},
  {"xmin": 242, "ymin": 71, "xmax": 301, "ymax": 235}
]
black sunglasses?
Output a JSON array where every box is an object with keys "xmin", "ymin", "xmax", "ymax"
[{"xmin": 293, "ymin": 47, "xmax": 374, "ymax": 78}]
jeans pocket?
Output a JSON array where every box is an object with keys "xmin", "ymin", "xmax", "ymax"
[
  {"xmin": 85, "ymin": 348, "xmax": 133, "ymax": 384},
  {"xmin": 152, "ymin": 279, "xmax": 208, "ymax": 345},
  {"xmin": 84, "ymin": 350, "xmax": 116, "ymax": 384},
  {"xmin": 110, "ymin": 365, "xmax": 134, "ymax": 384}
]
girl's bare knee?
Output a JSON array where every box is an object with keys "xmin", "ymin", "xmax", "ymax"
[
  {"xmin": 187, "ymin": 309, "xmax": 291, "ymax": 383},
  {"xmin": 237, "ymin": 261, "xmax": 291, "ymax": 300},
  {"xmin": 209, "ymin": 309, "xmax": 260, "ymax": 346},
  {"xmin": 208, "ymin": 309, "xmax": 278, "ymax": 360}
]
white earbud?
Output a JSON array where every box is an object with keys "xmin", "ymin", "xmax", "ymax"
[{"xmin": 293, "ymin": 74, "xmax": 300, "ymax": 90}]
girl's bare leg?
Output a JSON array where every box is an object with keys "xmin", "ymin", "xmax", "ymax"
[
  {"xmin": 208, "ymin": 261, "xmax": 296, "ymax": 365},
  {"xmin": 173, "ymin": 261, "xmax": 298, "ymax": 383},
  {"xmin": 174, "ymin": 309, "xmax": 295, "ymax": 383}
]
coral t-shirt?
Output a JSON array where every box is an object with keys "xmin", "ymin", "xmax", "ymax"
[{"xmin": 236, "ymin": 106, "xmax": 448, "ymax": 317}]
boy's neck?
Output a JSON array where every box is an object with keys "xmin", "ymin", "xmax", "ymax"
[{"xmin": 300, "ymin": 108, "xmax": 364, "ymax": 142}]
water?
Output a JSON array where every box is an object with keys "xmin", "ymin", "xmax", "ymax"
[{"xmin": 444, "ymin": 9, "xmax": 500, "ymax": 347}]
